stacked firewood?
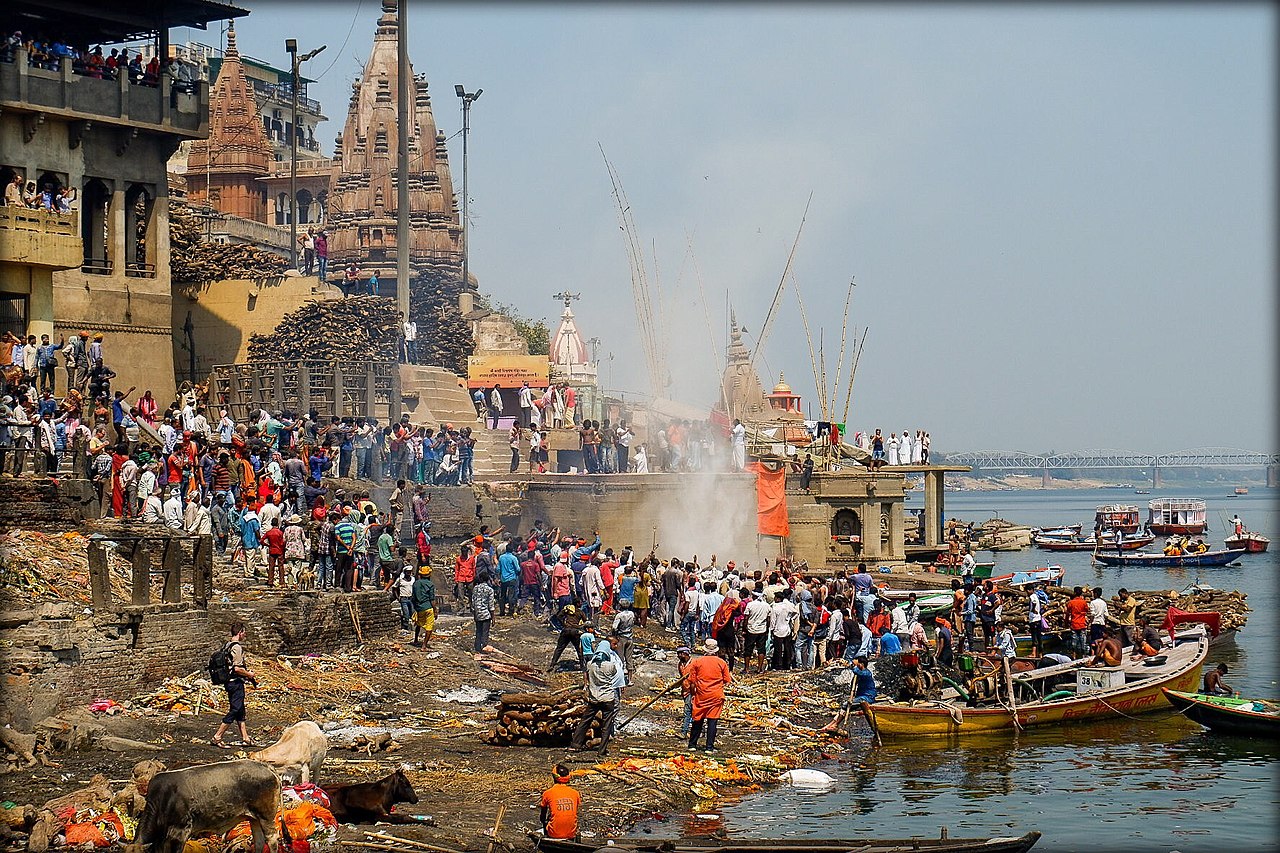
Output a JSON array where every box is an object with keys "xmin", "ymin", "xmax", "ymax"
[
  {"xmin": 993, "ymin": 585, "xmax": 1250, "ymax": 633},
  {"xmin": 246, "ymin": 296, "xmax": 400, "ymax": 362},
  {"xmin": 169, "ymin": 200, "xmax": 287, "ymax": 283},
  {"xmin": 407, "ymin": 268, "xmax": 474, "ymax": 375},
  {"xmin": 486, "ymin": 688, "xmax": 598, "ymax": 747}
]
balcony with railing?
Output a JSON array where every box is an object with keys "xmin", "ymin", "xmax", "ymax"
[
  {"xmin": 0, "ymin": 46, "xmax": 209, "ymax": 139},
  {"xmin": 0, "ymin": 207, "xmax": 81, "ymax": 269}
]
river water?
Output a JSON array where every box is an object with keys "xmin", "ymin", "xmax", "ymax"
[{"xmin": 638, "ymin": 487, "xmax": 1280, "ymax": 852}]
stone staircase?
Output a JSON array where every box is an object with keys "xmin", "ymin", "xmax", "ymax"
[{"xmin": 398, "ymin": 365, "xmax": 504, "ymax": 480}]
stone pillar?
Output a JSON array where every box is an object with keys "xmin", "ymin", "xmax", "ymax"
[
  {"xmin": 88, "ymin": 541, "xmax": 111, "ymax": 609},
  {"xmin": 923, "ymin": 470, "xmax": 945, "ymax": 548},
  {"xmin": 26, "ymin": 270, "xmax": 55, "ymax": 338},
  {"xmin": 862, "ymin": 501, "xmax": 883, "ymax": 559},
  {"xmin": 110, "ymin": 186, "xmax": 127, "ymax": 276},
  {"xmin": 131, "ymin": 545, "xmax": 151, "ymax": 606},
  {"xmin": 888, "ymin": 500, "xmax": 904, "ymax": 561}
]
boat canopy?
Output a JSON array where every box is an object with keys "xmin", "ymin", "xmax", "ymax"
[
  {"xmin": 1161, "ymin": 606, "xmax": 1220, "ymax": 637},
  {"xmin": 1148, "ymin": 498, "xmax": 1207, "ymax": 525}
]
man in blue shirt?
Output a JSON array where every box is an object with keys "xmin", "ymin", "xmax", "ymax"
[
  {"xmin": 497, "ymin": 542, "xmax": 521, "ymax": 617},
  {"xmin": 35, "ymin": 334, "xmax": 62, "ymax": 395}
]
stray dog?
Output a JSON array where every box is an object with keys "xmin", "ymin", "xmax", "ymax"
[{"xmin": 297, "ymin": 568, "xmax": 317, "ymax": 590}]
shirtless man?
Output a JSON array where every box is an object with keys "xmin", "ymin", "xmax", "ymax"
[
  {"xmin": 1090, "ymin": 627, "xmax": 1123, "ymax": 667},
  {"xmin": 1203, "ymin": 662, "xmax": 1234, "ymax": 696}
]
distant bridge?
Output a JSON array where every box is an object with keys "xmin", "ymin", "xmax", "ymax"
[{"xmin": 941, "ymin": 447, "xmax": 1280, "ymax": 487}]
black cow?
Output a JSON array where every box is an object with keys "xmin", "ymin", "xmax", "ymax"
[
  {"xmin": 327, "ymin": 768, "xmax": 419, "ymax": 823},
  {"xmin": 130, "ymin": 759, "xmax": 281, "ymax": 853}
]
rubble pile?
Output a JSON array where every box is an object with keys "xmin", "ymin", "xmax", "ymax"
[
  {"xmin": 169, "ymin": 199, "xmax": 287, "ymax": 283},
  {"xmin": 0, "ymin": 530, "xmax": 136, "ymax": 607},
  {"xmin": 246, "ymin": 296, "xmax": 400, "ymax": 363}
]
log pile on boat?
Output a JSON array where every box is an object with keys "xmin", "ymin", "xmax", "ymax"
[
  {"xmin": 486, "ymin": 688, "xmax": 595, "ymax": 747},
  {"xmin": 990, "ymin": 585, "xmax": 1250, "ymax": 635}
]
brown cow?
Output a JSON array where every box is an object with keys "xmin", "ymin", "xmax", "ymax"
[
  {"xmin": 327, "ymin": 768, "xmax": 418, "ymax": 824},
  {"xmin": 130, "ymin": 760, "xmax": 281, "ymax": 853},
  {"xmin": 249, "ymin": 720, "xmax": 328, "ymax": 783}
]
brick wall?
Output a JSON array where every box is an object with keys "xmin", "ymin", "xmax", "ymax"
[{"xmin": 0, "ymin": 591, "xmax": 398, "ymax": 731}]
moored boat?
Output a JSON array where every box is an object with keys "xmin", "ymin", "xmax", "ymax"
[
  {"xmin": 867, "ymin": 630, "xmax": 1209, "ymax": 737},
  {"xmin": 1147, "ymin": 497, "xmax": 1208, "ymax": 535},
  {"xmin": 1234, "ymin": 486, "xmax": 1249, "ymax": 495},
  {"xmin": 531, "ymin": 831, "xmax": 1044, "ymax": 853},
  {"xmin": 1224, "ymin": 531, "xmax": 1269, "ymax": 553},
  {"xmin": 1161, "ymin": 690, "xmax": 1280, "ymax": 737},
  {"xmin": 1092, "ymin": 548, "xmax": 1246, "ymax": 568},
  {"xmin": 1033, "ymin": 533, "xmax": 1155, "ymax": 552},
  {"xmin": 991, "ymin": 566, "xmax": 1064, "ymax": 588},
  {"xmin": 1030, "ymin": 524, "xmax": 1083, "ymax": 539},
  {"xmin": 1095, "ymin": 504, "xmax": 1140, "ymax": 534}
]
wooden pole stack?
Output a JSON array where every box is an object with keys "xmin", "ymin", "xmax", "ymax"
[
  {"xmin": 247, "ymin": 297, "xmax": 401, "ymax": 362},
  {"xmin": 486, "ymin": 688, "xmax": 598, "ymax": 747},
  {"xmin": 169, "ymin": 199, "xmax": 288, "ymax": 283}
]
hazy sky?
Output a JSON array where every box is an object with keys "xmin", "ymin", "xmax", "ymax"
[{"xmin": 185, "ymin": 3, "xmax": 1275, "ymax": 455}]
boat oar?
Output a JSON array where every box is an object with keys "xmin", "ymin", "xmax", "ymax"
[{"xmin": 617, "ymin": 675, "xmax": 687, "ymax": 732}]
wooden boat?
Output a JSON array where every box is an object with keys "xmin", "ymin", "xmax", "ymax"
[
  {"xmin": 866, "ymin": 629, "xmax": 1209, "ymax": 737},
  {"xmin": 1162, "ymin": 690, "xmax": 1280, "ymax": 737},
  {"xmin": 1092, "ymin": 548, "xmax": 1245, "ymax": 568},
  {"xmin": 531, "ymin": 831, "xmax": 1043, "ymax": 853},
  {"xmin": 1147, "ymin": 497, "xmax": 1208, "ymax": 535},
  {"xmin": 1030, "ymin": 524, "xmax": 1082, "ymax": 539},
  {"xmin": 1033, "ymin": 533, "xmax": 1154, "ymax": 552},
  {"xmin": 1224, "ymin": 531, "xmax": 1269, "ymax": 553},
  {"xmin": 1095, "ymin": 504, "xmax": 1140, "ymax": 534},
  {"xmin": 990, "ymin": 566, "xmax": 1064, "ymax": 588}
]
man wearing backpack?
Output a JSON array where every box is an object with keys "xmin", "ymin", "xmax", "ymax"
[{"xmin": 211, "ymin": 621, "xmax": 258, "ymax": 749}]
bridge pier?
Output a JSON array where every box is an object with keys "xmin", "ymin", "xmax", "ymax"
[
  {"xmin": 1042, "ymin": 467, "xmax": 1051, "ymax": 488},
  {"xmin": 1153, "ymin": 465, "xmax": 1162, "ymax": 488},
  {"xmin": 1269, "ymin": 465, "xmax": 1278, "ymax": 489}
]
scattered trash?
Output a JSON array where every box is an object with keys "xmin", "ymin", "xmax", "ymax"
[{"xmin": 435, "ymin": 684, "xmax": 497, "ymax": 704}]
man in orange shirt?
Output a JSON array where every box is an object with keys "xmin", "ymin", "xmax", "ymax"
[
  {"xmin": 539, "ymin": 764, "xmax": 581, "ymax": 840},
  {"xmin": 1065, "ymin": 587, "xmax": 1090, "ymax": 658}
]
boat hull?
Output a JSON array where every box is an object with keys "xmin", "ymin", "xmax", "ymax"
[
  {"xmin": 1162, "ymin": 690, "xmax": 1280, "ymax": 737},
  {"xmin": 1150, "ymin": 523, "xmax": 1208, "ymax": 536},
  {"xmin": 869, "ymin": 635, "xmax": 1208, "ymax": 737},
  {"xmin": 1092, "ymin": 549, "xmax": 1246, "ymax": 568},
  {"xmin": 1034, "ymin": 535, "xmax": 1154, "ymax": 552},
  {"xmin": 1224, "ymin": 534, "xmax": 1269, "ymax": 553}
]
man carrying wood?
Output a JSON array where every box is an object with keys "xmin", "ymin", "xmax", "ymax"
[{"xmin": 570, "ymin": 643, "xmax": 620, "ymax": 755}]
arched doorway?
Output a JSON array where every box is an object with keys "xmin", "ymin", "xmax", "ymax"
[
  {"xmin": 81, "ymin": 178, "xmax": 111, "ymax": 273},
  {"xmin": 124, "ymin": 184, "xmax": 154, "ymax": 274},
  {"xmin": 832, "ymin": 508, "xmax": 862, "ymax": 555},
  {"xmin": 296, "ymin": 188, "xmax": 313, "ymax": 224}
]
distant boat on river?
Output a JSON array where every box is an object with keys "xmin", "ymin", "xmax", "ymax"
[{"xmin": 1092, "ymin": 548, "xmax": 1246, "ymax": 568}]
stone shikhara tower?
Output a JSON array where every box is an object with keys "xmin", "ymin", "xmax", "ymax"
[
  {"xmin": 186, "ymin": 23, "xmax": 273, "ymax": 222},
  {"xmin": 326, "ymin": 0, "xmax": 464, "ymax": 297}
]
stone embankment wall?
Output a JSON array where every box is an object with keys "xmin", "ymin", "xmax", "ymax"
[{"xmin": 0, "ymin": 591, "xmax": 398, "ymax": 731}]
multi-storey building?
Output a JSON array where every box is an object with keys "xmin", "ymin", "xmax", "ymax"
[{"xmin": 0, "ymin": 0, "xmax": 245, "ymax": 402}]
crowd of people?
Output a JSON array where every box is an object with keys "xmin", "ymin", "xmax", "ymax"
[{"xmin": 2, "ymin": 30, "xmax": 202, "ymax": 92}]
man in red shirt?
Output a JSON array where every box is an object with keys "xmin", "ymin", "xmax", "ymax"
[
  {"xmin": 539, "ymin": 764, "xmax": 581, "ymax": 840},
  {"xmin": 1065, "ymin": 586, "xmax": 1090, "ymax": 658},
  {"xmin": 263, "ymin": 518, "xmax": 286, "ymax": 587}
]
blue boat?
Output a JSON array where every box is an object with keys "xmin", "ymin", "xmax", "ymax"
[{"xmin": 1092, "ymin": 548, "xmax": 1246, "ymax": 568}]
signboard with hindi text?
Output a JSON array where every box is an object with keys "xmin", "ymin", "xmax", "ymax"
[{"xmin": 467, "ymin": 355, "xmax": 550, "ymax": 389}]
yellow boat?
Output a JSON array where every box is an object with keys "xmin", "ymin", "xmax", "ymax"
[{"xmin": 867, "ymin": 630, "xmax": 1209, "ymax": 737}]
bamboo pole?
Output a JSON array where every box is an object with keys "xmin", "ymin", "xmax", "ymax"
[
  {"xmin": 830, "ymin": 278, "xmax": 854, "ymax": 427},
  {"xmin": 790, "ymin": 268, "xmax": 826, "ymax": 424},
  {"xmin": 840, "ymin": 328, "xmax": 868, "ymax": 428}
]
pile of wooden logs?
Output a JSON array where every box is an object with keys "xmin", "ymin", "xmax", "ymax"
[
  {"xmin": 486, "ymin": 688, "xmax": 597, "ymax": 747},
  {"xmin": 407, "ymin": 269, "xmax": 474, "ymax": 375},
  {"xmin": 994, "ymin": 585, "xmax": 1250, "ymax": 633},
  {"xmin": 247, "ymin": 296, "xmax": 400, "ymax": 362},
  {"xmin": 169, "ymin": 199, "xmax": 287, "ymax": 283}
]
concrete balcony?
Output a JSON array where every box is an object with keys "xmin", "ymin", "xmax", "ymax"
[
  {"xmin": 0, "ymin": 49, "xmax": 209, "ymax": 140},
  {"xmin": 0, "ymin": 207, "xmax": 82, "ymax": 270}
]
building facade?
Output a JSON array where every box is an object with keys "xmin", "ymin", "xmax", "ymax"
[{"xmin": 1, "ymin": 0, "xmax": 242, "ymax": 403}]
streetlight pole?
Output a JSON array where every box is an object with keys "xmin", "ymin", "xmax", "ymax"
[
  {"xmin": 455, "ymin": 84, "xmax": 481, "ymax": 291},
  {"xmin": 286, "ymin": 38, "xmax": 325, "ymax": 271}
]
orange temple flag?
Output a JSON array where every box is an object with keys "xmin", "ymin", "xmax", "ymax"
[{"xmin": 746, "ymin": 461, "xmax": 791, "ymax": 537}]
